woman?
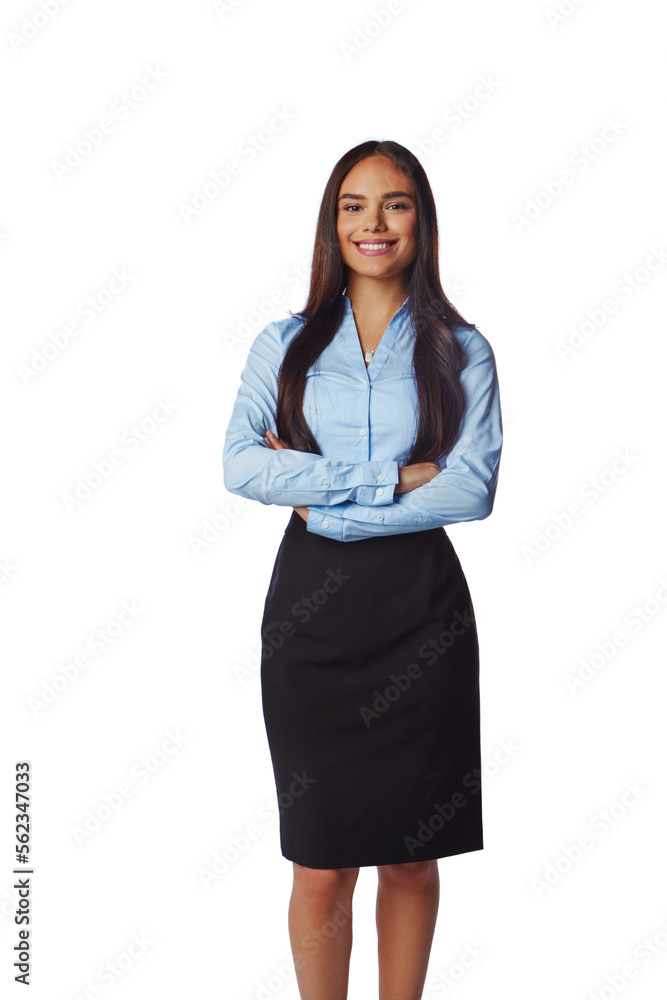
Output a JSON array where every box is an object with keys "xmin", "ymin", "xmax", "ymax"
[{"xmin": 223, "ymin": 140, "xmax": 503, "ymax": 999}]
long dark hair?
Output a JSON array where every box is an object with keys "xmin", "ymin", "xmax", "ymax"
[{"xmin": 276, "ymin": 139, "xmax": 475, "ymax": 464}]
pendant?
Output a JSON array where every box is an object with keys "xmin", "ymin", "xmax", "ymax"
[{"xmin": 364, "ymin": 350, "xmax": 374, "ymax": 363}]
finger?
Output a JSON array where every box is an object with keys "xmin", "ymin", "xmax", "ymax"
[{"xmin": 265, "ymin": 429, "xmax": 288, "ymax": 450}]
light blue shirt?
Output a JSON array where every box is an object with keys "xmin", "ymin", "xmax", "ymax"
[{"xmin": 223, "ymin": 293, "xmax": 503, "ymax": 542}]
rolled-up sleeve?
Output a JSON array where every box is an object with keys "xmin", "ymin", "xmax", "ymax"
[
  {"xmin": 306, "ymin": 329, "xmax": 503, "ymax": 541},
  {"xmin": 222, "ymin": 321, "xmax": 400, "ymax": 508}
]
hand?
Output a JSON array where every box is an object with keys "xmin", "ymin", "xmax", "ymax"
[
  {"xmin": 395, "ymin": 462, "xmax": 442, "ymax": 494},
  {"xmin": 264, "ymin": 428, "xmax": 309, "ymax": 523},
  {"xmin": 264, "ymin": 428, "xmax": 288, "ymax": 450}
]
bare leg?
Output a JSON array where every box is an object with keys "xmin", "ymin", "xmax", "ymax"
[
  {"xmin": 288, "ymin": 862, "xmax": 360, "ymax": 1000},
  {"xmin": 376, "ymin": 860, "xmax": 440, "ymax": 1000}
]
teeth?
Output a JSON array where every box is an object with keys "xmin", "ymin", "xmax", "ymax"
[{"xmin": 357, "ymin": 242, "xmax": 395, "ymax": 250}]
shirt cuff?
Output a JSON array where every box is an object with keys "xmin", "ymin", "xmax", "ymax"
[
  {"xmin": 306, "ymin": 506, "xmax": 344, "ymax": 541},
  {"xmin": 353, "ymin": 460, "xmax": 399, "ymax": 505}
]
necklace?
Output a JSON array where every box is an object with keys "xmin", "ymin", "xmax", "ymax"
[{"xmin": 361, "ymin": 344, "xmax": 376, "ymax": 364}]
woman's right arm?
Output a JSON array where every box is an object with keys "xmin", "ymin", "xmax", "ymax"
[{"xmin": 222, "ymin": 321, "xmax": 401, "ymax": 509}]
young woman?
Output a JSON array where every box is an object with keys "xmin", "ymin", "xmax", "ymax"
[{"xmin": 223, "ymin": 139, "xmax": 503, "ymax": 1000}]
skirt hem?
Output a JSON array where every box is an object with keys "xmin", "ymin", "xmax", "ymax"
[{"xmin": 280, "ymin": 841, "xmax": 484, "ymax": 869}]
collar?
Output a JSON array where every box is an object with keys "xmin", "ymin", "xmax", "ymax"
[{"xmin": 340, "ymin": 292, "xmax": 411, "ymax": 383}]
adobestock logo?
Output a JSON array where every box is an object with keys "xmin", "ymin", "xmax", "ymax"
[
  {"xmin": 178, "ymin": 107, "xmax": 296, "ymax": 224},
  {"xmin": 358, "ymin": 606, "xmax": 475, "ymax": 728},
  {"xmin": 7, "ymin": 0, "xmax": 72, "ymax": 53}
]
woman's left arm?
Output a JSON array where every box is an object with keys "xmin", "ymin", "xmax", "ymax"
[{"xmin": 305, "ymin": 331, "xmax": 503, "ymax": 542}]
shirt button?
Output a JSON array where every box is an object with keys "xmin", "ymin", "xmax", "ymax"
[
  {"xmin": 376, "ymin": 514, "xmax": 384, "ymax": 521},
  {"xmin": 324, "ymin": 505, "xmax": 331, "ymax": 511},
  {"xmin": 376, "ymin": 487, "xmax": 384, "ymax": 495},
  {"xmin": 322, "ymin": 521, "xmax": 330, "ymax": 528},
  {"xmin": 377, "ymin": 474, "xmax": 385, "ymax": 481},
  {"xmin": 322, "ymin": 480, "xmax": 330, "ymax": 487},
  {"xmin": 358, "ymin": 428, "xmax": 366, "ymax": 436}
]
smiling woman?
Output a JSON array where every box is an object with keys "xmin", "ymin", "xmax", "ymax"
[{"xmin": 222, "ymin": 139, "xmax": 503, "ymax": 998}]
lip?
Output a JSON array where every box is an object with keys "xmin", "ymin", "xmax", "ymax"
[{"xmin": 353, "ymin": 239, "xmax": 398, "ymax": 257}]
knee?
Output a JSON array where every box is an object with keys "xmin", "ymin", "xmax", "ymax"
[
  {"xmin": 292, "ymin": 862, "xmax": 359, "ymax": 902},
  {"xmin": 377, "ymin": 859, "xmax": 438, "ymax": 888}
]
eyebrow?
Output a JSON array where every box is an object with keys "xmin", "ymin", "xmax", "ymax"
[{"xmin": 337, "ymin": 191, "xmax": 415, "ymax": 201}]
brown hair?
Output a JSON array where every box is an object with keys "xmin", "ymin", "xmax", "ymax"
[{"xmin": 276, "ymin": 139, "xmax": 475, "ymax": 464}]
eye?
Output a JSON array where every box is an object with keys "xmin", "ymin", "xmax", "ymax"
[{"xmin": 341, "ymin": 202, "xmax": 409, "ymax": 212}]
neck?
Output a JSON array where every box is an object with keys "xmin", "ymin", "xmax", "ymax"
[{"xmin": 344, "ymin": 276, "xmax": 409, "ymax": 319}]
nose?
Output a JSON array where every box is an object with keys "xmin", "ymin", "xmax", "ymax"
[{"xmin": 363, "ymin": 211, "xmax": 385, "ymax": 232}]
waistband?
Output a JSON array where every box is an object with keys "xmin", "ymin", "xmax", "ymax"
[
  {"xmin": 283, "ymin": 508, "xmax": 445, "ymax": 546},
  {"xmin": 284, "ymin": 509, "xmax": 328, "ymax": 542}
]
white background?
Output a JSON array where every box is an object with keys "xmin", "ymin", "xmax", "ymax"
[{"xmin": 2, "ymin": 0, "xmax": 666, "ymax": 997}]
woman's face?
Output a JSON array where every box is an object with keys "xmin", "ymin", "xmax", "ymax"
[{"xmin": 336, "ymin": 155, "xmax": 418, "ymax": 282}]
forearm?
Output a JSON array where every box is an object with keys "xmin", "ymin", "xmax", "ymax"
[
  {"xmin": 306, "ymin": 464, "xmax": 500, "ymax": 542},
  {"xmin": 223, "ymin": 444, "xmax": 400, "ymax": 508}
]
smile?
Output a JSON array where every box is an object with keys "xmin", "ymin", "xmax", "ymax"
[{"xmin": 353, "ymin": 240, "xmax": 398, "ymax": 256}]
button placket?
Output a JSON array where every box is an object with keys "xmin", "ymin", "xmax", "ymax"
[{"xmin": 341, "ymin": 291, "xmax": 409, "ymax": 386}]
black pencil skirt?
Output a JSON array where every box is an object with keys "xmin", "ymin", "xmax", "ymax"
[{"xmin": 259, "ymin": 508, "xmax": 483, "ymax": 869}]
